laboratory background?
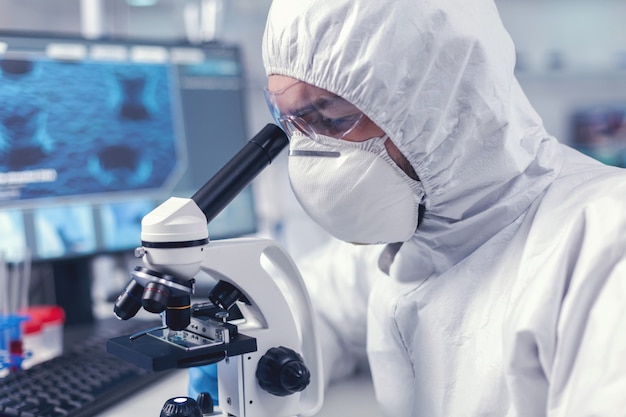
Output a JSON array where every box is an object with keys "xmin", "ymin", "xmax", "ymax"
[{"xmin": 0, "ymin": 0, "xmax": 624, "ymax": 416}]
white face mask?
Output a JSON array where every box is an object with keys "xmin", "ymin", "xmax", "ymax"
[{"xmin": 288, "ymin": 132, "xmax": 425, "ymax": 245}]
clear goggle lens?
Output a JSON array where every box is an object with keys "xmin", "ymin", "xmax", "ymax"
[{"xmin": 264, "ymin": 81, "xmax": 365, "ymax": 141}]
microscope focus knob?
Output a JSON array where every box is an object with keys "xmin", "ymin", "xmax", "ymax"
[
  {"xmin": 256, "ymin": 346, "xmax": 311, "ymax": 397},
  {"xmin": 160, "ymin": 396, "xmax": 202, "ymax": 417}
]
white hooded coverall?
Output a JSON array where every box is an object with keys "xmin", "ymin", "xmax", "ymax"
[{"xmin": 262, "ymin": 0, "xmax": 626, "ymax": 416}]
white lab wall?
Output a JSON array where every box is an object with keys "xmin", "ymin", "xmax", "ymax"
[
  {"xmin": 496, "ymin": 0, "xmax": 626, "ymax": 144},
  {"xmin": 498, "ymin": 0, "xmax": 626, "ymax": 74}
]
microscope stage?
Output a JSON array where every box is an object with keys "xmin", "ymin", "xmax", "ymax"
[{"xmin": 107, "ymin": 330, "xmax": 257, "ymax": 371}]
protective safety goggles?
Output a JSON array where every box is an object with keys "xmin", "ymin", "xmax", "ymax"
[{"xmin": 264, "ymin": 80, "xmax": 365, "ymax": 141}]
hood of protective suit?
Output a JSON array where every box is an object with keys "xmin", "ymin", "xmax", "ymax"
[{"xmin": 263, "ymin": 0, "xmax": 560, "ymax": 280}]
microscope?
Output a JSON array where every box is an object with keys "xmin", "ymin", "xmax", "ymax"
[{"xmin": 106, "ymin": 124, "xmax": 323, "ymax": 417}]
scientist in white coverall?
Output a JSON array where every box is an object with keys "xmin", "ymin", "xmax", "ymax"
[{"xmin": 192, "ymin": 0, "xmax": 626, "ymax": 415}]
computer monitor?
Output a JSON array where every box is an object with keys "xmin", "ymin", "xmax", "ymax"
[
  {"xmin": 0, "ymin": 33, "xmax": 257, "ymax": 323},
  {"xmin": 570, "ymin": 104, "xmax": 626, "ymax": 168}
]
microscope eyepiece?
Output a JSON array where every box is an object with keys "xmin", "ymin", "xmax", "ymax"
[{"xmin": 191, "ymin": 123, "xmax": 288, "ymax": 223}]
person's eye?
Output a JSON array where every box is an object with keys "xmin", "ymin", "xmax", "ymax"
[
  {"xmin": 329, "ymin": 114, "xmax": 360, "ymax": 130},
  {"xmin": 314, "ymin": 115, "xmax": 349, "ymax": 136},
  {"xmin": 300, "ymin": 111, "xmax": 322, "ymax": 125}
]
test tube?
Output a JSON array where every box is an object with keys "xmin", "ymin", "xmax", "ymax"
[
  {"xmin": 2, "ymin": 248, "xmax": 32, "ymax": 372},
  {"xmin": 0, "ymin": 253, "xmax": 8, "ymax": 370},
  {"xmin": 10, "ymin": 247, "xmax": 32, "ymax": 313}
]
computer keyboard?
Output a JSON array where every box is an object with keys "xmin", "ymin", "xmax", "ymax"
[{"xmin": 0, "ymin": 318, "xmax": 172, "ymax": 417}]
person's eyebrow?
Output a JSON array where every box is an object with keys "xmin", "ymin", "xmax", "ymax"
[
  {"xmin": 288, "ymin": 95, "xmax": 346, "ymax": 117},
  {"xmin": 287, "ymin": 95, "xmax": 330, "ymax": 116},
  {"xmin": 290, "ymin": 103, "xmax": 317, "ymax": 118},
  {"xmin": 313, "ymin": 94, "xmax": 342, "ymax": 110}
]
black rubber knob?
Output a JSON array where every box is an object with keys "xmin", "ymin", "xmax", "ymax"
[
  {"xmin": 256, "ymin": 346, "xmax": 311, "ymax": 397},
  {"xmin": 196, "ymin": 392, "xmax": 215, "ymax": 414},
  {"xmin": 160, "ymin": 396, "xmax": 202, "ymax": 417}
]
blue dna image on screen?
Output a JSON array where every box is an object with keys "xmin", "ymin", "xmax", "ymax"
[
  {"xmin": 0, "ymin": 38, "xmax": 256, "ymax": 265},
  {"xmin": 0, "ymin": 57, "xmax": 182, "ymax": 202}
]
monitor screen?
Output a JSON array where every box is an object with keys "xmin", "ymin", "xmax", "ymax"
[
  {"xmin": 570, "ymin": 104, "xmax": 626, "ymax": 168},
  {"xmin": 0, "ymin": 34, "xmax": 257, "ymax": 263},
  {"xmin": 0, "ymin": 57, "xmax": 182, "ymax": 202}
]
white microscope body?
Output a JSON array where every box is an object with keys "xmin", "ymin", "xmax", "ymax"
[
  {"xmin": 144, "ymin": 197, "xmax": 323, "ymax": 417},
  {"xmin": 107, "ymin": 125, "xmax": 324, "ymax": 417}
]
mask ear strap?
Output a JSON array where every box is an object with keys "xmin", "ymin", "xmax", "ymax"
[
  {"xmin": 378, "ymin": 242, "xmax": 403, "ymax": 275},
  {"xmin": 376, "ymin": 204, "xmax": 426, "ymax": 275},
  {"xmin": 418, "ymin": 204, "xmax": 426, "ymax": 225}
]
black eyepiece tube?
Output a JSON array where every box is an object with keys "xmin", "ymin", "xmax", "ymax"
[{"xmin": 192, "ymin": 124, "xmax": 289, "ymax": 224}]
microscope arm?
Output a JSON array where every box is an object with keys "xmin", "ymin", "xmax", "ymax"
[{"xmin": 200, "ymin": 238, "xmax": 323, "ymax": 417}]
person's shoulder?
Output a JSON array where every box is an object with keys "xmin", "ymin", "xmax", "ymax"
[
  {"xmin": 528, "ymin": 163, "xmax": 626, "ymax": 242},
  {"xmin": 544, "ymin": 159, "xmax": 626, "ymax": 210}
]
